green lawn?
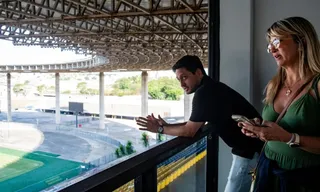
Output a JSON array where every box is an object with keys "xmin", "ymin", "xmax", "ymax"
[
  {"xmin": 0, "ymin": 147, "xmax": 89, "ymax": 192},
  {"xmin": 0, "ymin": 153, "xmax": 43, "ymax": 182}
]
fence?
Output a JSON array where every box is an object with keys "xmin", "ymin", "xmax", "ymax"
[
  {"xmin": 60, "ymin": 117, "xmax": 92, "ymax": 127},
  {"xmin": 88, "ymin": 153, "xmax": 117, "ymax": 167}
]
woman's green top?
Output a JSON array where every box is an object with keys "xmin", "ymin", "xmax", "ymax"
[{"xmin": 263, "ymin": 75, "xmax": 320, "ymax": 170}]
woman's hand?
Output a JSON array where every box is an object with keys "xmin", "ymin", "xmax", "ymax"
[
  {"xmin": 241, "ymin": 120, "xmax": 292, "ymax": 142},
  {"xmin": 238, "ymin": 118, "xmax": 261, "ymax": 138}
]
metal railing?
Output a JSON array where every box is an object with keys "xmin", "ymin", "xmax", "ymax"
[{"xmin": 58, "ymin": 124, "xmax": 219, "ymax": 192}]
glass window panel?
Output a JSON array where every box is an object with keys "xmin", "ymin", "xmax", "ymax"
[{"xmin": 157, "ymin": 138, "xmax": 207, "ymax": 192}]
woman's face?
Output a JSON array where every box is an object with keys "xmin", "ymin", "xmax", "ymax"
[{"xmin": 267, "ymin": 36, "xmax": 299, "ymax": 67}]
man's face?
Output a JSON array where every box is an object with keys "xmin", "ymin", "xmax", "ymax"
[{"xmin": 175, "ymin": 67, "xmax": 203, "ymax": 94}]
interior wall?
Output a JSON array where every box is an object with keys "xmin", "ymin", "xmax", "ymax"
[
  {"xmin": 253, "ymin": 0, "xmax": 320, "ymax": 111},
  {"xmin": 219, "ymin": 0, "xmax": 253, "ymax": 191}
]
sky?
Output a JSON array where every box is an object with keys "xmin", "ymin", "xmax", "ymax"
[{"xmin": 0, "ymin": 40, "xmax": 90, "ymax": 65}]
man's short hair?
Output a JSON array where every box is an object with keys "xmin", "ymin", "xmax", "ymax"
[{"xmin": 172, "ymin": 55, "xmax": 206, "ymax": 75}]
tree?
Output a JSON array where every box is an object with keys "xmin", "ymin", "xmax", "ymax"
[
  {"xmin": 119, "ymin": 144, "xmax": 126, "ymax": 156},
  {"xmin": 62, "ymin": 90, "xmax": 71, "ymax": 94},
  {"xmin": 79, "ymin": 88, "xmax": 89, "ymax": 95},
  {"xmin": 111, "ymin": 76, "xmax": 141, "ymax": 96},
  {"xmin": 77, "ymin": 82, "xmax": 87, "ymax": 90},
  {"xmin": 141, "ymin": 132, "xmax": 150, "ymax": 147},
  {"xmin": 148, "ymin": 77, "xmax": 183, "ymax": 100},
  {"xmin": 77, "ymin": 82, "xmax": 92, "ymax": 95},
  {"xmin": 61, "ymin": 76, "xmax": 71, "ymax": 80},
  {"xmin": 125, "ymin": 141, "xmax": 135, "ymax": 154},
  {"xmin": 37, "ymin": 84, "xmax": 47, "ymax": 96},
  {"xmin": 78, "ymin": 87, "xmax": 99, "ymax": 95},
  {"xmin": 13, "ymin": 84, "xmax": 26, "ymax": 96},
  {"xmin": 115, "ymin": 148, "xmax": 121, "ymax": 158},
  {"xmin": 114, "ymin": 141, "xmax": 136, "ymax": 159},
  {"xmin": 86, "ymin": 88, "xmax": 99, "ymax": 95},
  {"xmin": 47, "ymin": 86, "xmax": 55, "ymax": 93}
]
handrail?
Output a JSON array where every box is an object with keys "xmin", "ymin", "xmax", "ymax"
[{"xmin": 58, "ymin": 125, "xmax": 218, "ymax": 192}]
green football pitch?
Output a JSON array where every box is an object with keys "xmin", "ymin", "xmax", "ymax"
[{"xmin": 0, "ymin": 147, "xmax": 88, "ymax": 192}]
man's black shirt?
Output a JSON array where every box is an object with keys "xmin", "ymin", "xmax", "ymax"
[{"xmin": 189, "ymin": 75, "xmax": 264, "ymax": 159}]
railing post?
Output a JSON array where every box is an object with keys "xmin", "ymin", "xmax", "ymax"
[
  {"xmin": 208, "ymin": 0, "xmax": 220, "ymax": 81},
  {"xmin": 135, "ymin": 166, "xmax": 157, "ymax": 192},
  {"xmin": 208, "ymin": 0, "xmax": 220, "ymax": 188},
  {"xmin": 206, "ymin": 133, "xmax": 219, "ymax": 192}
]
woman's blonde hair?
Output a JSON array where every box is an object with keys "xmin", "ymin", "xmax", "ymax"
[{"xmin": 264, "ymin": 16, "xmax": 320, "ymax": 104}]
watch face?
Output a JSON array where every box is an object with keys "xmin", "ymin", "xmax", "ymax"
[{"xmin": 158, "ymin": 126, "xmax": 164, "ymax": 133}]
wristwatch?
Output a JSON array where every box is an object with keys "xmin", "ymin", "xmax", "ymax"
[
  {"xmin": 157, "ymin": 126, "xmax": 164, "ymax": 134},
  {"xmin": 287, "ymin": 133, "xmax": 300, "ymax": 148}
]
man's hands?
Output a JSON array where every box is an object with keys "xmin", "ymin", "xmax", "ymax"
[
  {"xmin": 136, "ymin": 113, "xmax": 168, "ymax": 133},
  {"xmin": 147, "ymin": 113, "xmax": 168, "ymax": 126}
]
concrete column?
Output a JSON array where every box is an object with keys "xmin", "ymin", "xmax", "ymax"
[
  {"xmin": 184, "ymin": 92, "xmax": 194, "ymax": 121},
  {"xmin": 141, "ymin": 71, "xmax": 148, "ymax": 116},
  {"xmin": 99, "ymin": 72, "xmax": 105, "ymax": 129},
  {"xmin": 219, "ymin": 1, "xmax": 254, "ymax": 191},
  {"xmin": 6, "ymin": 73, "xmax": 12, "ymax": 122},
  {"xmin": 55, "ymin": 73, "xmax": 61, "ymax": 124}
]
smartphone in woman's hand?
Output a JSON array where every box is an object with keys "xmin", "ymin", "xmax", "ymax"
[{"xmin": 231, "ymin": 115, "xmax": 256, "ymax": 126}]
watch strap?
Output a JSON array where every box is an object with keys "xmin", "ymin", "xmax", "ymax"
[
  {"xmin": 288, "ymin": 133, "xmax": 300, "ymax": 147},
  {"xmin": 286, "ymin": 133, "xmax": 295, "ymax": 144},
  {"xmin": 294, "ymin": 133, "xmax": 300, "ymax": 144}
]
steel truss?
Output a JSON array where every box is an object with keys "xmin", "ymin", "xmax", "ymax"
[{"xmin": 0, "ymin": 0, "xmax": 208, "ymax": 71}]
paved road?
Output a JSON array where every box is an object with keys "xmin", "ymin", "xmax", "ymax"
[{"xmin": 36, "ymin": 132, "xmax": 91, "ymax": 161}]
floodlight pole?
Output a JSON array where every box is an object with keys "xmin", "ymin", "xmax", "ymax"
[{"xmin": 76, "ymin": 112, "xmax": 79, "ymax": 128}]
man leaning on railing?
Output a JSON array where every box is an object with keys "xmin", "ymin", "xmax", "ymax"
[{"xmin": 136, "ymin": 55, "xmax": 264, "ymax": 192}]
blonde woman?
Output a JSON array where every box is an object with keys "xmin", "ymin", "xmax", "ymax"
[{"xmin": 241, "ymin": 17, "xmax": 320, "ymax": 191}]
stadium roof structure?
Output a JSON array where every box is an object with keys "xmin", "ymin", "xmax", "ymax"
[{"xmin": 0, "ymin": 0, "xmax": 208, "ymax": 72}]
